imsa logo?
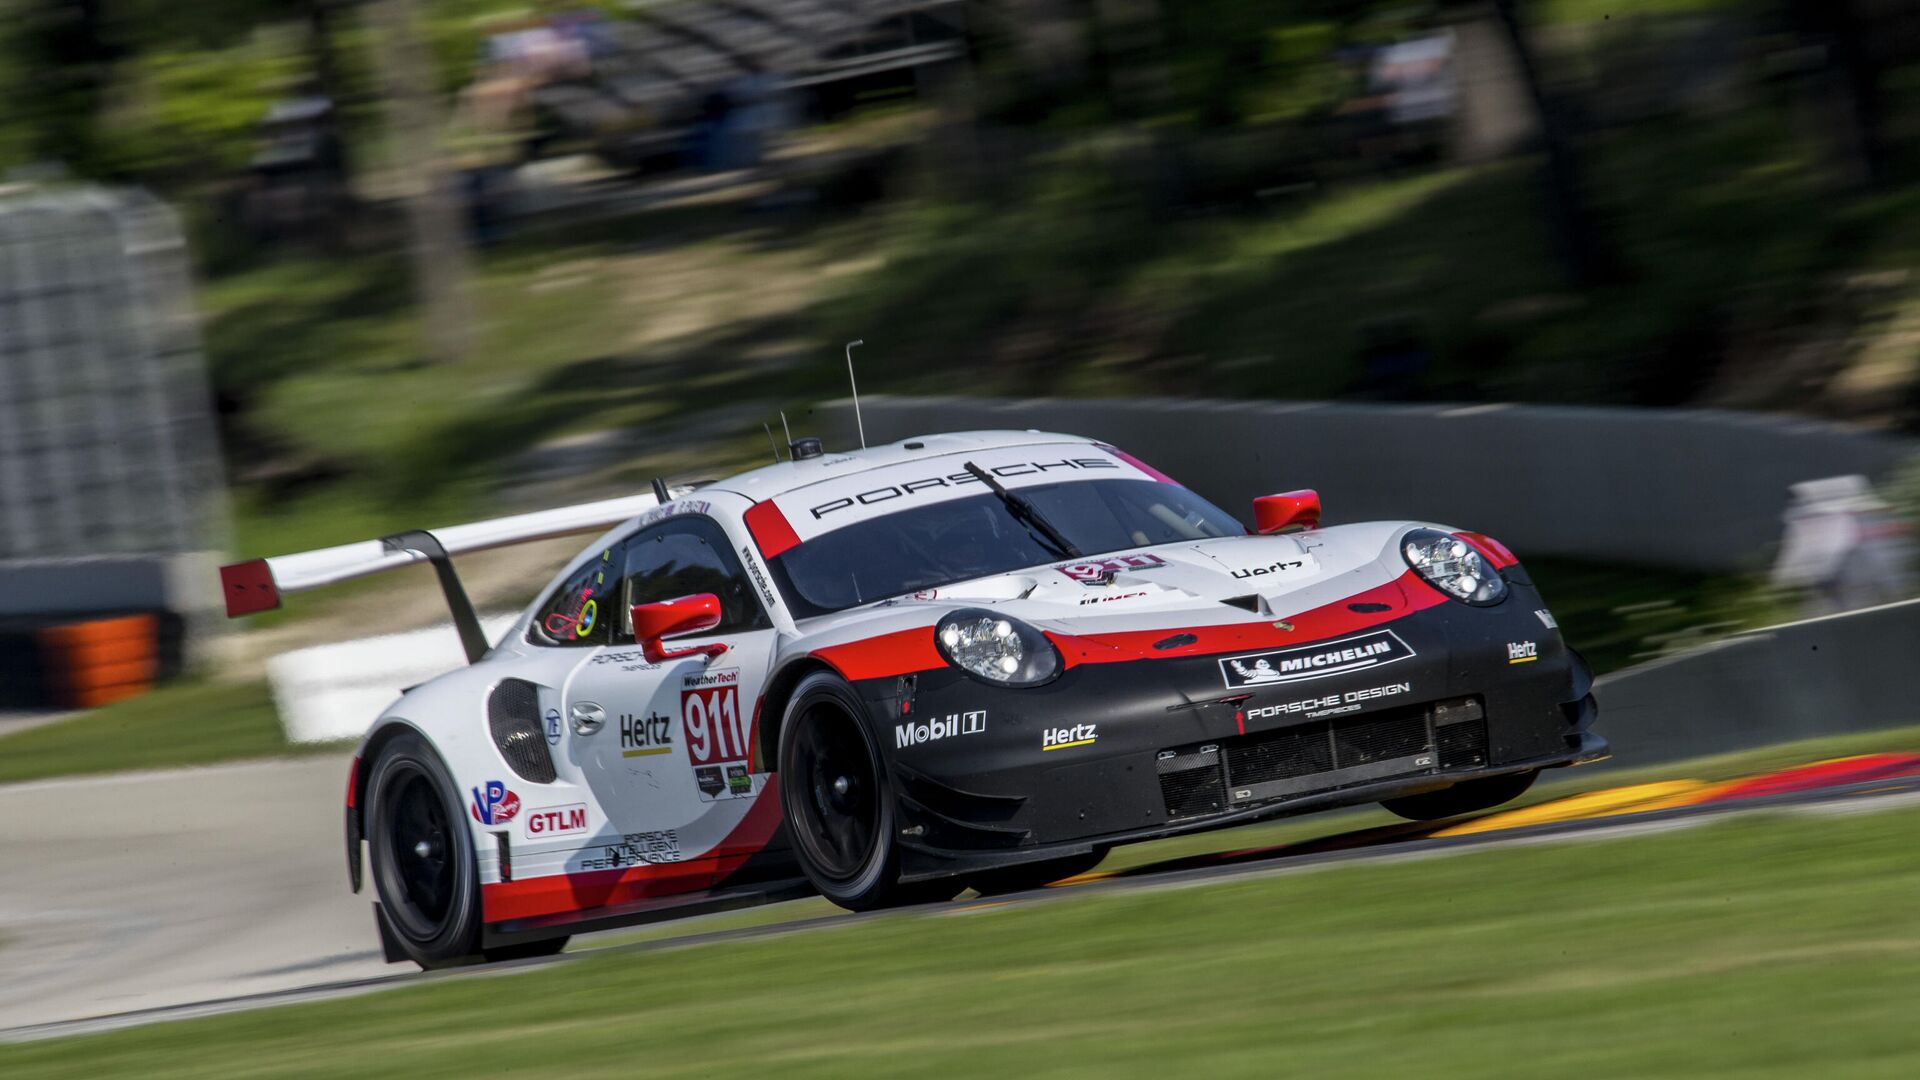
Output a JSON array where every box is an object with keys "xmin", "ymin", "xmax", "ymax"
[
  {"xmin": 895, "ymin": 710, "xmax": 987, "ymax": 749},
  {"xmin": 1218, "ymin": 629, "xmax": 1416, "ymax": 688}
]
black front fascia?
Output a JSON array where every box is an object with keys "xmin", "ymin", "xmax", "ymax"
[{"xmin": 850, "ymin": 579, "xmax": 1602, "ymax": 873}]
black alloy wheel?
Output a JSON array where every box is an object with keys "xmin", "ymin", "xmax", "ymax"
[
  {"xmin": 367, "ymin": 731, "xmax": 485, "ymax": 968},
  {"xmin": 389, "ymin": 768, "xmax": 456, "ymax": 931},
  {"xmin": 779, "ymin": 672, "xmax": 944, "ymax": 910}
]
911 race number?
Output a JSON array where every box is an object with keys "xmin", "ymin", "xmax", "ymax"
[{"xmin": 683, "ymin": 669, "xmax": 748, "ymax": 766}]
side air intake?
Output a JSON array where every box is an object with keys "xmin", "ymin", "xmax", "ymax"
[{"xmin": 488, "ymin": 679, "xmax": 555, "ymax": 784}]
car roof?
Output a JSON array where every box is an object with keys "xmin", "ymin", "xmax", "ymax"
[{"xmin": 707, "ymin": 429, "xmax": 1102, "ymax": 502}]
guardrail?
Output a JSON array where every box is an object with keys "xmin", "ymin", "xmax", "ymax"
[
  {"xmin": 813, "ymin": 396, "xmax": 1912, "ymax": 573},
  {"xmin": 1591, "ymin": 597, "xmax": 1920, "ymax": 769}
]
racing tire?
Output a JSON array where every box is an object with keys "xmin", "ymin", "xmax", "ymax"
[
  {"xmin": 366, "ymin": 731, "xmax": 488, "ymax": 969},
  {"xmin": 1380, "ymin": 769, "xmax": 1540, "ymax": 822},
  {"xmin": 967, "ymin": 847, "xmax": 1110, "ymax": 897},
  {"xmin": 779, "ymin": 671, "xmax": 929, "ymax": 911}
]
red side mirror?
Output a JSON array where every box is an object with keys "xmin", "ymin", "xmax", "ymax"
[
  {"xmin": 630, "ymin": 594, "xmax": 728, "ymax": 663},
  {"xmin": 1254, "ymin": 490, "xmax": 1321, "ymax": 534}
]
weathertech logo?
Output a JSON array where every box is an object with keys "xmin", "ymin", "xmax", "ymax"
[
  {"xmin": 1042, "ymin": 723, "xmax": 1098, "ymax": 751},
  {"xmin": 895, "ymin": 711, "xmax": 987, "ymax": 749},
  {"xmin": 1218, "ymin": 629, "xmax": 1415, "ymax": 688}
]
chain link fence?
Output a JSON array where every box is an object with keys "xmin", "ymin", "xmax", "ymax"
[
  {"xmin": 0, "ymin": 184, "xmax": 228, "ymax": 701},
  {"xmin": 0, "ymin": 184, "xmax": 226, "ymax": 561}
]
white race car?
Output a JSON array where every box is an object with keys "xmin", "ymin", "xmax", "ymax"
[{"xmin": 222, "ymin": 430, "xmax": 1604, "ymax": 967}]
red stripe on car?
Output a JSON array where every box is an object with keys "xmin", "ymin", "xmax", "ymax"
[
  {"xmin": 744, "ymin": 500, "xmax": 802, "ymax": 559},
  {"xmin": 1049, "ymin": 571, "xmax": 1447, "ymax": 665},
  {"xmin": 483, "ymin": 775, "xmax": 785, "ymax": 923},
  {"xmin": 1453, "ymin": 531, "xmax": 1518, "ymax": 569},
  {"xmin": 802, "ymin": 572, "xmax": 1448, "ymax": 682},
  {"xmin": 812, "ymin": 627, "xmax": 944, "ymax": 681},
  {"xmin": 1095, "ymin": 443, "xmax": 1182, "ymax": 485}
]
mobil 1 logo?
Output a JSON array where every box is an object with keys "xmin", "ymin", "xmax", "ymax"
[{"xmin": 894, "ymin": 710, "xmax": 986, "ymax": 750}]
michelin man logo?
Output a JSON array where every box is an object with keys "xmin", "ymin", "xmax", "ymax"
[
  {"xmin": 1228, "ymin": 658, "xmax": 1284, "ymax": 684},
  {"xmin": 1218, "ymin": 629, "xmax": 1415, "ymax": 688}
]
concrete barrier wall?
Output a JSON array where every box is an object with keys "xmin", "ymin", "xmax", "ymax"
[
  {"xmin": 1591, "ymin": 597, "xmax": 1920, "ymax": 768},
  {"xmin": 815, "ymin": 396, "xmax": 1913, "ymax": 572},
  {"xmin": 268, "ymin": 615, "xmax": 518, "ymax": 743}
]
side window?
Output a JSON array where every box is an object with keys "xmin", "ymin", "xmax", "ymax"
[
  {"xmin": 622, "ymin": 518, "xmax": 769, "ymax": 635},
  {"xmin": 529, "ymin": 544, "xmax": 623, "ymax": 647}
]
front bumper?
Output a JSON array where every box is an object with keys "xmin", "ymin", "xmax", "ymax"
[{"xmin": 855, "ymin": 580, "xmax": 1606, "ymax": 878}]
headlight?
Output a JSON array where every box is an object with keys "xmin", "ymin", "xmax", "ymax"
[
  {"xmin": 1402, "ymin": 528, "xmax": 1507, "ymax": 606},
  {"xmin": 934, "ymin": 609, "xmax": 1061, "ymax": 687}
]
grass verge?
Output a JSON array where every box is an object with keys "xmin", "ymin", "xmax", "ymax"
[
  {"xmin": 0, "ymin": 681, "xmax": 341, "ymax": 787},
  {"xmin": 6, "ymin": 805, "xmax": 1918, "ymax": 1077}
]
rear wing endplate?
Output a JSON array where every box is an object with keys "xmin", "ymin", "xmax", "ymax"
[{"xmin": 219, "ymin": 494, "xmax": 661, "ymax": 663}]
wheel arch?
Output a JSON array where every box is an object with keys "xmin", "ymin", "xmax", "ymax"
[
  {"xmin": 347, "ymin": 718, "xmax": 433, "ymax": 893},
  {"xmin": 754, "ymin": 657, "xmax": 842, "ymax": 773}
]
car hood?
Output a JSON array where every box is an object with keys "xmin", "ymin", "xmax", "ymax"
[{"xmin": 796, "ymin": 521, "xmax": 1443, "ymax": 646}]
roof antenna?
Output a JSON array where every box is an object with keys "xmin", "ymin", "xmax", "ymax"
[
  {"xmin": 845, "ymin": 339, "xmax": 866, "ymax": 448},
  {"xmin": 651, "ymin": 477, "xmax": 671, "ymax": 503},
  {"xmin": 763, "ymin": 422, "xmax": 782, "ymax": 463},
  {"xmin": 780, "ymin": 410, "xmax": 793, "ymax": 450}
]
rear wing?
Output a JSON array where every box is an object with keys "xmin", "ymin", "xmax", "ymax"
[{"xmin": 218, "ymin": 494, "xmax": 662, "ymax": 663}]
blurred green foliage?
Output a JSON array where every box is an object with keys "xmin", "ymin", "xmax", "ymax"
[
  {"xmin": 0, "ymin": 679, "xmax": 339, "ymax": 784},
  {"xmin": 1524, "ymin": 558, "xmax": 1791, "ymax": 672},
  {"xmin": 0, "ymin": 0, "xmax": 618, "ymax": 182}
]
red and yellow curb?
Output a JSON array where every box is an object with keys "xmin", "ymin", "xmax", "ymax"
[{"xmin": 1062, "ymin": 752, "xmax": 1920, "ymax": 887}]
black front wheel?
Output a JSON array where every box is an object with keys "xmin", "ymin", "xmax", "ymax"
[
  {"xmin": 1380, "ymin": 769, "xmax": 1540, "ymax": 822},
  {"xmin": 778, "ymin": 672, "xmax": 933, "ymax": 911}
]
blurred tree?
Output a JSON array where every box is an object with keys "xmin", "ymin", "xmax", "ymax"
[
  {"xmin": 1091, "ymin": 0, "xmax": 1173, "ymax": 119},
  {"xmin": 1487, "ymin": 0, "xmax": 1617, "ymax": 288},
  {"xmin": 5, "ymin": 0, "xmax": 123, "ymax": 174},
  {"xmin": 1785, "ymin": 0, "xmax": 1892, "ymax": 190},
  {"xmin": 367, "ymin": 0, "xmax": 474, "ymax": 365},
  {"xmin": 1, "ymin": 0, "xmax": 360, "ymax": 183}
]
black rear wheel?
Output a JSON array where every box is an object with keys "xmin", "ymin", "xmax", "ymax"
[
  {"xmin": 367, "ymin": 732, "xmax": 487, "ymax": 968},
  {"xmin": 1380, "ymin": 769, "xmax": 1540, "ymax": 822},
  {"xmin": 778, "ymin": 672, "xmax": 933, "ymax": 911}
]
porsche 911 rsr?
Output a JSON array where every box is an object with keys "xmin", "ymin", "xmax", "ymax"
[{"xmin": 221, "ymin": 430, "xmax": 1605, "ymax": 967}]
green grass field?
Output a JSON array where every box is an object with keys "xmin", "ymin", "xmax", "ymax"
[
  {"xmin": 0, "ymin": 681, "xmax": 340, "ymax": 786},
  {"xmin": 6, "ymin": 804, "xmax": 1917, "ymax": 1078},
  {"xmin": 563, "ymin": 720, "xmax": 1920, "ymax": 951}
]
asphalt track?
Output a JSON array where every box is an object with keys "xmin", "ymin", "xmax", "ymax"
[{"xmin": 3, "ymin": 753, "xmax": 1918, "ymax": 1045}]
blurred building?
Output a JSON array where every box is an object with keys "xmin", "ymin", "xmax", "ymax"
[{"xmin": 0, "ymin": 184, "xmax": 227, "ymax": 708}]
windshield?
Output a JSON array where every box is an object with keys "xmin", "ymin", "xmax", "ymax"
[{"xmin": 769, "ymin": 478, "xmax": 1247, "ymax": 617}]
